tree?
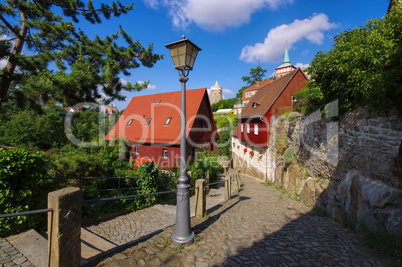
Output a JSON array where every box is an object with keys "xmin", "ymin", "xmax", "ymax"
[
  {"xmin": 211, "ymin": 98, "xmax": 238, "ymax": 112},
  {"xmin": 236, "ymin": 66, "xmax": 267, "ymax": 99},
  {"xmin": 297, "ymin": 2, "xmax": 402, "ymax": 114},
  {"xmin": 0, "ymin": 1, "xmax": 163, "ymax": 109}
]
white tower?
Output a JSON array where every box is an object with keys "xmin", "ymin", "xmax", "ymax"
[{"xmin": 210, "ymin": 81, "xmax": 222, "ymax": 105}]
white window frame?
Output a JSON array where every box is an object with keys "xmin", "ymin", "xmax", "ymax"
[
  {"xmin": 145, "ymin": 118, "xmax": 151, "ymax": 126},
  {"xmin": 254, "ymin": 124, "xmax": 258, "ymax": 135},
  {"xmin": 127, "ymin": 119, "xmax": 133, "ymax": 126},
  {"xmin": 241, "ymin": 124, "xmax": 244, "ymax": 132},
  {"xmin": 162, "ymin": 148, "xmax": 168, "ymax": 159},
  {"xmin": 247, "ymin": 123, "xmax": 250, "ymax": 134},
  {"xmin": 135, "ymin": 145, "xmax": 138, "ymax": 154},
  {"xmin": 165, "ymin": 117, "xmax": 172, "ymax": 125}
]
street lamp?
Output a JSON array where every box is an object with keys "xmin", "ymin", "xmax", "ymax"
[{"xmin": 165, "ymin": 36, "xmax": 201, "ymax": 245}]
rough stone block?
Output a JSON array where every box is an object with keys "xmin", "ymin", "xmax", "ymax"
[{"xmin": 48, "ymin": 187, "xmax": 81, "ymax": 267}]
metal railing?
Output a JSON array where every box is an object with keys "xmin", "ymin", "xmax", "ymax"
[
  {"xmin": 0, "ymin": 208, "xmax": 54, "ymax": 267},
  {"xmin": 40, "ymin": 176, "xmax": 177, "ymax": 197},
  {"xmin": 0, "ymin": 208, "xmax": 53, "ymax": 219}
]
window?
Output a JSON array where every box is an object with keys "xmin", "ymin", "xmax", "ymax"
[
  {"xmin": 165, "ymin": 117, "xmax": 172, "ymax": 125},
  {"xmin": 145, "ymin": 118, "xmax": 151, "ymax": 126},
  {"xmin": 241, "ymin": 124, "xmax": 244, "ymax": 132},
  {"xmin": 247, "ymin": 123, "xmax": 250, "ymax": 133},
  {"xmin": 135, "ymin": 145, "xmax": 138, "ymax": 154},
  {"xmin": 254, "ymin": 124, "xmax": 258, "ymax": 135},
  {"xmin": 252, "ymin": 102, "xmax": 260, "ymax": 109},
  {"xmin": 127, "ymin": 119, "xmax": 133, "ymax": 126},
  {"xmin": 292, "ymin": 95, "xmax": 298, "ymax": 102},
  {"xmin": 162, "ymin": 148, "xmax": 167, "ymax": 159},
  {"xmin": 156, "ymin": 100, "xmax": 161, "ymax": 105}
]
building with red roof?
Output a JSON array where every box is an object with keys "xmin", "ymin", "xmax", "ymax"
[
  {"xmin": 105, "ymin": 88, "xmax": 219, "ymax": 169},
  {"xmin": 232, "ymin": 68, "xmax": 307, "ymax": 180},
  {"xmin": 241, "ymin": 79, "xmax": 273, "ymax": 107}
]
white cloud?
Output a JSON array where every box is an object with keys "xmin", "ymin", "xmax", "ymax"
[
  {"xmin": 223, "ymin": 89, "xmax": 235, "ymax": 95},
  {"xmin": 295, "ymin": 63, "xmax": 310, "ymax": 69},
  {"xmin": 137, "ymin": 80, "xmax": 157, "ymax": 90},
  {"xmin": 240, "ymin": 13, "xmax": 337, "ymax": 63},
  {"xmin": 0, "ymin": 34, "xmax": 12, "ymax": 70},
  {"xmin": 145, "ymin": 0, "xmax": 294, "ymax": 31},
  {"xmin": 0, "ymin": 58, "xmax": 8, "ymax": 69},
  {"xmin": 144, "ymin": 0, "xmax": 159, "ymax": 9},
  {"xmin": 119, "ymin": 78, "xmax": 128, "ymax": 86}
]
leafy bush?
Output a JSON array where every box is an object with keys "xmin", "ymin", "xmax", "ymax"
[
  {"xmin": 0, "ymin": 148, "xmax": 54, "ymax": 236},
  {"xmin": 284, "ymin": 147, "xmax": 296, "ymax": 164},
  {"xmin": 211, "ymin": 98, "xmax": 238, "ymax": 112},
  {"xmin": 47, "ymin": 143, "xmax": 127, "ymax": 178},
  {"xmin": 298, "ymin": 4, "xmax": 402, "ymax": 115},
  {"xmin": 214, "ymin": 113, "xmax": 237, "ymax": 158},
  {"xmin": 187, "ymin": 149, "xmax": 222, "ymax": 186},
  {"xmin": 0, "ymin": 105, "xmax": 67, "ymax": 149}
]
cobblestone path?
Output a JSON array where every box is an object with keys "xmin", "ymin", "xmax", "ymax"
[
  {"xmin": 0, "ymin": 239, "xmax": 33, "ymax": 267},
  {"xmin": 90, "ymin": 175, "xmax": 389, "ymax": 267},
  {"xmin": 85, "ymin": 182, "xmax": 225, "ymax": 246}
]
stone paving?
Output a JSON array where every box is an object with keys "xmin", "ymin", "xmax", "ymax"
[
  {"xmin": 88, "ymin": 175, "xmax": 389, "ymax": 267},
  {"xmin": 85, "ymin": 182, "xmax": 226, "ymax": 247},
  {"xmin": 0, "ymin": 239, "xmax": 33, "ymax": 267}
]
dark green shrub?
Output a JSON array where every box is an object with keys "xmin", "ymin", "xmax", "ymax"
[{"xmin": 0, "ymin": 148, "xmax": 53, "ymax": 236}]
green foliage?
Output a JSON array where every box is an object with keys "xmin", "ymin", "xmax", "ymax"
[
  {"xmin": 0, "ymin": 104, "xmax": 67, "ymax": 149},
  {"xmin": 211, "ymin": 98, "xmax": 238, "ymax": 112},
  {"xmin": 214, "ymin": 113, "xmax": 237, "ymax": 129},
  {"xmin": 236, "ymin": 66, "xmax": 267, "ymax": 99},
  {"xmin": 130, "ymin": 162, "xmax": 159, "ymax": 209},
  {"xmin": 0, "ymin": 1, "xmax": 163, "ymax": 109},
  {"xmin": 310, "ymin": 206, "xmax": 327, "ymax": 217},
  {"xmin": 214, "ymin": 113, "xmax": 237, "ymax": 158},
  {"xmin": 48, "ymin": 143, "xmax": 126, "ymax": 177},
  {"xmin": 355, "ymin": 221, "xmax": 402, "ymax": 266},
  {"xmin": 0, "ymin": 107, "xmax": 117, "ymax": 150},
  {"xmin": 187, "ymin": 149, "xmax": 222, "ymax": 186},
  {"xmin": 287, "ymin": 112, "xmax": 300, "ymax": 133},
  {"xmin": 284, "ymin": 147, "xmax": 296, "ymax": 164},
  {"xmin": 299, "ymin": 4, "xmax": 402, "ymax": 114},
  {"xmin": 0, "ymin": 148, "xmax": 53, "ymax": 236}
]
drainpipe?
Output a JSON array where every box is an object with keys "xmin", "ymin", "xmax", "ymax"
[{"xmin": 260, "ymin": 116, "xmax": 269, "ymax": 182}]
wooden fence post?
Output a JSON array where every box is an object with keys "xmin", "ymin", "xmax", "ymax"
[
  {"xmin": 195, "ymin": 179, "xmax": 206, "ymax": 217},
  {"xmin": 225, "ymin": 175, "xmax": 231, "ymax": 200}
]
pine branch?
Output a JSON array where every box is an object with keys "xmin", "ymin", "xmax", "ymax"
[{"xmin": 0, "ymin": 14, "xmax": 20, "ymax": 38}]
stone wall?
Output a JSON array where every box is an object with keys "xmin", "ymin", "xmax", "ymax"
[
  {"xmin": 269, "ymin": 108, "xmax": 402, "ymax": 235},
  {"xmin": 231, "ymin": 138, "xmax": 268, "ymax": 181}
]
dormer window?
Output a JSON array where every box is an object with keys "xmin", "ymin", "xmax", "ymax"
[
  {"xmin": 156, "ymin": 100, "xmax": 161, "ymax": 105},
  {"xmin": 252, "ymin": 102, "xmax": 260, "ymax": 109},
  {"xmin": 164, "ymin": 117, "xmax": 172, "ymax": 125},
  {"xmin": 145, "ymin": 118, "xmax": 151, "ymax": 126},
  {"xmin": 127, "ymin": 119, "xmax": 133, "ymax": 126}
]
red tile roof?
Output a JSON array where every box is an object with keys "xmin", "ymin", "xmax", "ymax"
[
  {"xmin": 240, "ymin": 69, "xmax": 306, "ymax": 119},
  {"xmin": 241, "ymin": 79, "xmax": 273, "ymax": 100},
  {"xmin": 105, "ymin": 88, "xmax": 216, "ymax": 144}
]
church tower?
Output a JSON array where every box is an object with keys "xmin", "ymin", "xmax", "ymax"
[
  {"xmin": 209, "ymin": 81, "xmax": 222, "ymax": 105},
  {"xmin": 275, "ymin": 45, "xmax": 296, "ymax": 78}
]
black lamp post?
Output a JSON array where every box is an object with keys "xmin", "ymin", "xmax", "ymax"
[{"xmin": 165, "ymin": 36, "xmax": 201, "ymax": 245}]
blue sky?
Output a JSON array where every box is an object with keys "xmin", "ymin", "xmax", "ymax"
[{"xmin": 68, "ymin": 1, "xmax": 390, "ymax": 110}]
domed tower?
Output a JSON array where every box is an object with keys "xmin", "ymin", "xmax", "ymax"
[{"xmin": 209, "ymin": 81, "xmax": 222, "ymax": 105}]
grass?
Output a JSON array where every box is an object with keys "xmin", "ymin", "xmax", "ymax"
[
  {"xmin": 354, "ymin": 221, "xmax": 402, "ymax": 266},
  {"xmin": 311, "ymin": 206, "xmax": 327, "ymax": 217},
  {"xmin": 263, "ymin": 180, "xmax": 300, "ymax": 202}
]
